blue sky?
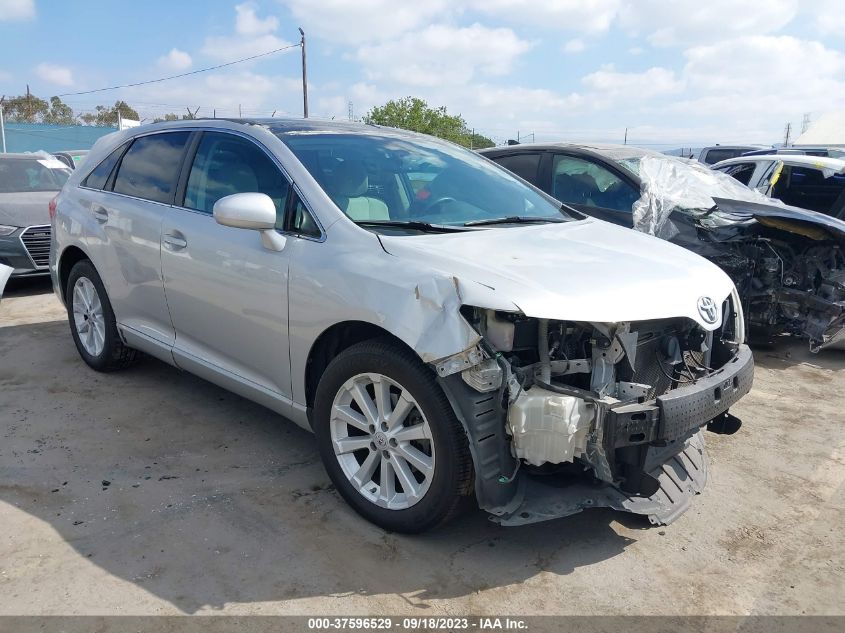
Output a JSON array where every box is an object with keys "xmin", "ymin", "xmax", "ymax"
[{"xmin": 1, "ymin": 0, "xmax": 843, "ymax": 148}]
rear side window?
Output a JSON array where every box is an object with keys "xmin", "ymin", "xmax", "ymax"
[
  {"xmin": 702, "ymin": 149, "xmax": 744, "ymax": 165},
  {"xmin": 184, "ymin": 132, "xmax": 289, "ymax": 227},
  {"xmin": 82, "ymin": 143, "xmax": 128, "ymax": 190},
  {"xmin": 720, "ymin": 162, "xmax": 756, "ymax": 186},
  {"xmin": 113, "ymin": 132, "xmax": 191, "ymax": 203},
  {"xmin": 493, "ymin": 153, "xmax": 541, "ymax": 185}
]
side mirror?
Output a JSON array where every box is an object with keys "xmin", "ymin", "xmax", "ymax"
[{"xmin": 213, "ymin": 192, "xmax": 286, "ymax": 251}]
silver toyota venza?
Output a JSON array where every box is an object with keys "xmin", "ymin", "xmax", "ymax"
[{"xmin": 51, "ymin": 119, "xmax": 753, "ymax": 533}]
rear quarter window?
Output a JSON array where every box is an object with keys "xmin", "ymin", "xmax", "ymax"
[
  {"xmin": 82, "ymin": 143, "xmax": 129, "ymax": 190},
  {"xmin": 112, "ymin": 132, "xmax": 191, "ymax": 203}
]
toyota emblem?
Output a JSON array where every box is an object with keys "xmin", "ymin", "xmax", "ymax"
[{"xmin": 697, "ymin": 296, "xmax": 719, "ymax": 324}]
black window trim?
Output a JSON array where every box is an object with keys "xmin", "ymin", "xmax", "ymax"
[{"xmin": 78, "ymin": 140, "xmax": 132, "ymax": 192}]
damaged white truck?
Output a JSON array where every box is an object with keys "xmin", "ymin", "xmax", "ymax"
[{"xmin": 51, "ymin": 119, "xmax": 754, "ymax": 533}]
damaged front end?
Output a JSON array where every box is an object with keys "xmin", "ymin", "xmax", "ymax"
[
  {"xmin": 696, "ymin": 200, "xmax": 845, "ymax": 353},
  {"xmin": 436, "ymin": 297, "xmax": 753, "ymax": 526}
]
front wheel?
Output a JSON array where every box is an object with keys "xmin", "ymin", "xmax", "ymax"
[
  {"xmin": 313, "ymin": 339, "xmax": 473, "ymax": 533},
  {"xmin": 66, "ymin": 260, "xmax": 137, "ymax": 372}
]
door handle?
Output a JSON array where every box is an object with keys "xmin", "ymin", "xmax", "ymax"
[
  {"xmin": 163, "ymin": 232, "xmax": 188, "ymax": 250},
  {"xmin": 92, "ymin": 205, "xmax": 108, "ymax": 223}
]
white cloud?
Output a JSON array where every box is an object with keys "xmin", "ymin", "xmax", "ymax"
[
  {"xmin": 356, "ymin": 23, "xmax": 532, "ymax": 87},
  {"xmin": 0, "ymin": 0, "xmax": 35, "ymax": 21},
  {"xmin": 35, "ymin": 62, "xmax": 74, "ymax": 87},
  {"xmin": 235, "ymin": 2, "xmax": 279, "ymax": 35},
  {"xmin": 563, "ymin": 38, "xmax": 586, "ymax": 53},
  {"xmin": 804, "ymin": 1, "xmax": 845, "ymax": 37},
  {"xmin": 157, "ymin": 48, "xmax": 192, "ymax": 72},
  {"xmin": 582, "ymin": 65, "xmax": 684, "ymax": 100},
  {"xmin": 202, "ymin": 3, "xmax": 293, "ymax": 60},
  {"xmin": 618, "ymin": 0, "xmax": 798, "ymax": 47},
  {"xmin": 283, "ymin": 0, "xmax": 451, "ymax": 44},
  {"xmin": 471, "ymin": 0, "xmax": 621, "ymax": 34}
]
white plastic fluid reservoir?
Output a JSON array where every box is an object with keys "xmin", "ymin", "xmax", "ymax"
[{"xmin": 507, "ymin": 386, "xmax": 593, "ymax": 466}]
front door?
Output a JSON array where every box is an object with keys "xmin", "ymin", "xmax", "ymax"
[
  {"xmin": 160, "ymin": 131, "xmax": 293, "ymax": 400},
  {"xmin": 549, "ymin": 153, "xmax": 641, "ymax": 227}
]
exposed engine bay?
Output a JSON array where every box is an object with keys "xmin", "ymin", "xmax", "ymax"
[
  {"xmin": 436, "ymin": 297, "xmax": 753, "ymax": 526},
  {"xmin": 664, "ymin": 200, "xmax": 845, "ymax": 352}
]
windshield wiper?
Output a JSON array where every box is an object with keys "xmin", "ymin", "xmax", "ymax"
[
  {"xmin": 354, "ymin": 220, "xmax": 469, "ymax": 232},
  {"xmin": 463, "ymin": 216, "xmax": 566, "ymax": 227}
]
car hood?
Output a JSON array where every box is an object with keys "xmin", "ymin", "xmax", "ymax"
[
  {"xmin": 378, "ymin": 218, "xmax": 735, "ymax": 330},
  {"xmin": 0, "ymin": 192, "xmax": 55, "ymax": 227},
  {"xmin": 712, "ymin": 197, "xmax": 845, "ymax": 242}
]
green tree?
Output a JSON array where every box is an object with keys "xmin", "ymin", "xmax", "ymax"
[
  {"xmin": 43, "ymin": 96, "xmax": 77, "ymax": 125},
  {"xmin": 79, "ymin": 100, "xmax": 141, "ymax": 127},
  {"xmin": 1, "ymin": 93, "xmax": 49, "ymax": 123},
  {"xmin": 363, "ymin": 97, "xmax": 494, "ymax": 149}
]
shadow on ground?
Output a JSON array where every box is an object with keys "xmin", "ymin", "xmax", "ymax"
[
  {"xmin": 751, "ymin": 337, "xmax": 845, "ymax": 372},
  {"xmin": 0, "ymin": 319, "xmax": 640, "ymax": 613},
  {"xmin": 2, "ymin": 276, "xmax": 54, "ymax": 299}
]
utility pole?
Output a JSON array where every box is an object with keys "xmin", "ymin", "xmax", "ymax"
[
  {"xmin": 26, "ymin": 84, "xmax": 31, "ymax": 121},
  {"xmin": 624, "ymin": 127, "xmax": 628, "ymax": 145},
  {"xmin": 299, "ymin": 27, "xmax": 308, "ymax": 118},
  {"xmin": 0, "ymin": 96, "xmax": 6, "ymax": 153},
  {"xmin": 783, "ymin": 122, "xmax": 792, "ymax": 147}
]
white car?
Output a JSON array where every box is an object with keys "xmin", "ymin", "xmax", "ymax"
[{"xmin": 712, "ymin": 154, "xmax": 845, "ymax": 219}]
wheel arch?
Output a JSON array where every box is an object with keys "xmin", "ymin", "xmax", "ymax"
[
  {"xmin": 58, "ymin": 244, "xmax": 92, "ymax": 302},
  {"xmin": 304, "ymin": 320, "xmax": 416, "ymax": 413}
]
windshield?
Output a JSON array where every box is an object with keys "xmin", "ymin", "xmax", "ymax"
[
  {"xmin": 279, "ymin": 132, "xmax": 572, "ymax": 228},
  {"xmin": 0, "ymin": 158, "xmax": 71, "ymax": 193}
]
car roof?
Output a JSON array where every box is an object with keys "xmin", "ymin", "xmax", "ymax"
[
  {"xmin": 478, "ymin": 141, "xmax": 664, "ymax": 160},
  {"xmin": 700, "ymin": 144, "xmax": 769, "ymax": 151},
  {"xmin": 712, "ymin": 154, "xmax": 845, "ymax": 172}
]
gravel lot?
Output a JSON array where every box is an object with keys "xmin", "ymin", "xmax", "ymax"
[{"xmin": 1, "ymin": 278, "xmax": 843, "ymax": 616}]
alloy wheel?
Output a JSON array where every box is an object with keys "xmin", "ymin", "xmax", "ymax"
[
  {"xmin": 72, "ymin": 277, "xmax": 105, "ymax": 357},
  {"xmin": 330, "ymin": 373, "xmax": 435, "ymax": 510}
]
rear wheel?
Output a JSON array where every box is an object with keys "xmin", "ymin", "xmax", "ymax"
[
  {"xmin": 66, "ymin": 260, "xmax": 137, "ymax": 372},
  {"xmin": 313, "ymin": 339, "xmax": 473, "ymax": 533}
]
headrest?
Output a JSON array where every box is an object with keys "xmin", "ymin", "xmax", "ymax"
[{"xmin": 329, "ymin": 160, "xmax": 368, "ymax": 198}]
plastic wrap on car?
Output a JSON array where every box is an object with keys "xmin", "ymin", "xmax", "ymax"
[{"xmin": 632, "ymin": 155, "xmax": 781, "ymax": 240}]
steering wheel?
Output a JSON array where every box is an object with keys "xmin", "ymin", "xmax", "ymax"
[{"xmin": 422, "ymin": 196, "xmax": 457, "ymax": 215}]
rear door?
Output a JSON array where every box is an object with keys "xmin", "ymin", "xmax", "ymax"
[
  {"xmin": 87, "ymin": 131, "xmax": 191, "ymax": 348},
  {"xmin": 160, "ymin": 131, "xmax": 294, "ymax": 400}
]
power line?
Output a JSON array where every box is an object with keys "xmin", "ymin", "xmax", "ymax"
[{"xmin": 56, "ymin": 43, "xmax": 301, "ymax": 98}]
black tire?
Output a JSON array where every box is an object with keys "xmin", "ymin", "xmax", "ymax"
[
  {"xmin": 66, "ymin": 259, "xmax": 138, "ymax": 372},
  {"xmin": 313, "ymin": 338, "xmax": 473, "ymax": 533}
]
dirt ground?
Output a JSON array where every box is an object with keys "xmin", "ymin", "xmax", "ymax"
[{"xmin": 1, "ymin": 277, "xmax": 843, "ymax": 616}]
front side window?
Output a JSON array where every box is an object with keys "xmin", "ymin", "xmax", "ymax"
[
  {"xmin": 278, "ymin": 132, "xmax": 570, "ymax": 228},
  {"xmin": 185, "ymin": 132, "xmax": 289, "ymax": 228},
  {"xmin": 113, "ymin": 132, "xmax": 191, "ymax": 204},
  {"xmin": 772, "ymin": 165, "xmax": 845, "ymax": 213},
  {"xmin": 0, "ymin": 158, "xmax": 71, "ymax": 193},
  {"xmin": 552, "ymin": 154, "xmax": 639, "ymax": 212}
]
